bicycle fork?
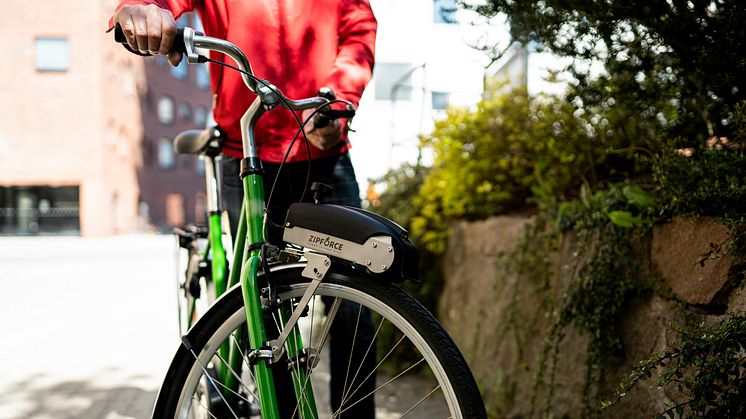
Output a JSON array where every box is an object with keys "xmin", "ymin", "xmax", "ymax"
[{"xmin": 235, "ymin": 173, "xmax": 326, "ymax": 419}]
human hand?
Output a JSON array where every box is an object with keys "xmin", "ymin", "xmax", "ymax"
[
  {"xmin": 114, "ymin": 4, "xmax": 182, "ymax": 65},
  {"xmin": 301, "ymin": 109, "xmax": 344, "ymax": 151}
]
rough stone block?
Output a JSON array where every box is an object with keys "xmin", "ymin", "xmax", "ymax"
[{"xmin": 652, "ymin": 217, "xmax": 734, "ymax": 305}]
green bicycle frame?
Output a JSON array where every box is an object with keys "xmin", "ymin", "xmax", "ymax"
[
  {"xmin": 219, "ymin": 100, "xmax": 320, "ymax": 418},
  {"xmin": 174, "ymin": 28, "xmax": 329, "ymax": 417}
]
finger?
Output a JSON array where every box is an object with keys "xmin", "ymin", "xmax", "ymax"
[
  {"xmin": 305, "ymin": 118, "xmax": 316, "ymax": 133},
  {"xmin": 121, "ymin": 15, "xmax": 138, "ymax": 51},
  {"xmin": 133, "ymin": 12, "xmax": 149, "ymax": 53},
  {"xmin": 168, "ymin": 51, "xmax": 183, "ymax": 66},
  {"xmin": 159, "ymin": 11, "xmax": 177, "ymax": 55},
  {"xmin": 315, "ymin": 121, "xmax": 340, "ymax": 135},
  {"xmin": 115, "ymin": 7, "xmax": 136, "ymax": 49},
  {"xmin": 146, "ymin": 6, "xmax": 162, "ymax": 54},
  {"xmin": 301, "ymin": 110, "xmax": 316, "ymax": 132}
]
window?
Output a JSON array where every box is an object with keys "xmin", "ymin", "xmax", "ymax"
[
  {"xmin": 432, "ymin": 91, "xmax": 450, "ymax": 110},
  {"xmin": 178, "ymin": 102, "xmax": 192, "ymax": 122},
  {"xmin": 165, "ymin": 193, "xmax": 185, "ymax": 227},
  {"xmin": 36, "ymin": 38, "xmax": 69, "ymax": 72},
  {"xmin": 374, "ymin": 63, "xmax": 414, "ymax": 101},
  {"xmin": 157, "ymin": 95, "xmax": 175, "ymax": 125},
  {"xmin": 194, "ymin": 105, "xmax": 208, "ymax": 127},
  {"xmin": 171, "ymin": 59, "xmax": 188, "ymax": 79},
  {"xmin": 434, "ymin": 0, "xmax": 457, "ymax": 24},
  {"xmin": 157, "ymin": 137, "xmax": 175, "ymax": 169},
  {"xmin": 0, "ymin": 185, "xmax": 80, "ymax": 235},
  {"xmin": 196, "ymin": 64, "xmax": 210, "ymax": 90}
]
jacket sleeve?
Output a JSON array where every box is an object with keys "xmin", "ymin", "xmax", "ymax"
[
  {"xmin": 323, "ymin": 0, "xmax": 378, "ymax": 107},
  {"xmin": 108, "ymin": 0, "xmax": 197, "ymax": 29}
]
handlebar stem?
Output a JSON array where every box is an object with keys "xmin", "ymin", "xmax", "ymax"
[{"xmin": 185, "ymin": 28, "xmax": 259, "ymax": 93}]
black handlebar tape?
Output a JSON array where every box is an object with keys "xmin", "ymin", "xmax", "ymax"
[{"xmin": 114, "ymin": 23, "xmax": 186, "ymax": 55}]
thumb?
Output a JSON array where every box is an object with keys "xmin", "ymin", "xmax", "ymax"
[
  {"xmin": 302, "ymin": 109, "xmax": 316, "ymax": 132},
  {"xmin": 168, "ymin": 51, "xmax": 183, "ymax": 66}
]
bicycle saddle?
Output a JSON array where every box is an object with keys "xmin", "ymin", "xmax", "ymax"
[
  {"xmin": 173, "ymin": 126, "xmax": 223, "ymax": 157},
  {"xmin": 283, "ymin": 203, "xmax": 419, "ymax": 282}
]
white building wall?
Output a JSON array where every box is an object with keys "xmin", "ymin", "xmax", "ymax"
[{"xmin": 348, "ymin": 0, "xmax": 500, "ymax": 193}]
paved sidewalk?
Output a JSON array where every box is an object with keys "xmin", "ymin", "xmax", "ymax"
[
  {"xmin": 0, "ymin": 234, "xmax": 180, "ymax": 419},
  {"xmin": 0, "ymin": 234, "xmax": 450, "ymax": 419}
]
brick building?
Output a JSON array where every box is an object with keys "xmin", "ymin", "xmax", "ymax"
[{"xmin": 0, "ymin": 1, "xmax": 211, "ymax": 236}]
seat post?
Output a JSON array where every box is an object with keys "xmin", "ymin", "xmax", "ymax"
[{"xmin": 203, "ymin": 155, "xmax": 221, "ymax": 213}]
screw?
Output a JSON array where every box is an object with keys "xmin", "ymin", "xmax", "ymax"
[
  {"xmin": 324, "ymin": 259, "xmax": 330, "ymax": 266},
  {"xmin": 365, "ymin": 260, "xmax": 371, "ymax": 266},
  {"xmin": 387, "ymin": 247, "xmax": 393, "ymax": 253},
  {"xmin": 372, "ymin": 242, "xmax": 378, "ymax": 248},
  {"xmin": 285, "ymin": 222, "xmax": 291, "ymax": 227},
  {"xmin": 381, "ymin": 265, "xmax": 387, "ymax": 270}
]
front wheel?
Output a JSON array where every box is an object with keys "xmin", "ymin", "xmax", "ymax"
[{"xmin": 154, "ymin": 266, "xmax": 486, "ymax": 419}]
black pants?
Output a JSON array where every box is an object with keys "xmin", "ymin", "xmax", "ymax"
[{"xmin": 221, "ymin": 153, "xmax": 376, "ymax": 418}]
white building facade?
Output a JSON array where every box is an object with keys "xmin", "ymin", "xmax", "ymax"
[{"xmin": 348, "ymin": 0, "xmax": 499, "ymax": 191}]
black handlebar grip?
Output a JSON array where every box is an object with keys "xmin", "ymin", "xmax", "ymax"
[
  {"xmin": 315, "ymin": 113, "xmax": 333, "ymax": 129},
  {"xmin": 114, "ymin": 23, "xmax": 186, "ymax": 55},
  {"xmin": 315, "ymin": 108, "xmax": 356, "ymax": 129}
]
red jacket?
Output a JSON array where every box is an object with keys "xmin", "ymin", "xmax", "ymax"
[{"xmin": 110, "ymin": 0, "xmax": 377, "ymax": 162}]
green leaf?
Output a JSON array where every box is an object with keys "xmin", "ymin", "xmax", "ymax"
[
  {"xmin": 622, "ymin": 185, "xmax": 655, "ymax": 209},
  {"xmin": 607, "ymin": 210, "xmax": 642, "ymax": 228}
]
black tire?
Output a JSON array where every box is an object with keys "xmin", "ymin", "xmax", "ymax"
[{"xmin": 154, "ymin": 265, "xmax": 486, "ymax": 419}]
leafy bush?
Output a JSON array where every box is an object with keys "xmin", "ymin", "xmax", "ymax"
[{"xmin": 410, "ymin": 87, "xmax": 603, "ymax": 253}]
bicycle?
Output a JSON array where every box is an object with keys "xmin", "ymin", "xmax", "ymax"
[
  {"xmin": 172, "ymin": 127, "xmax": 231, "ymax": 336},
  {"xmin": 115, "ymin": 25, "xmax": 487, "ymax": 419}
]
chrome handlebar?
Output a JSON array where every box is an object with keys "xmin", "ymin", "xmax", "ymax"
[{"xmin": 182, "ymin": 27, "xmax": 327, "ymax": 111}]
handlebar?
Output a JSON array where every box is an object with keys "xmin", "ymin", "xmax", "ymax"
[
  {"xmin": 315, "ymin": 107, "xmax": 357, "ymax": 128},
  {"xmin": 113, "ymin": 24, "xmax": 356, "ymax": 159},
  {"xmin": 114, "ymin": 24, "xmax": 187, "ymax": 54},
  {"xmin": 113, "ymin": 24, "xmax": 357, "ymax": 118},
  {"xmin": 115, "ymin": 24, "xmax": 260, "ymax": 93}
]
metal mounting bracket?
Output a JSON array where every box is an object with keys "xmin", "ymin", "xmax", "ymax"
[{"xmin": 268, "ymin": 252, "xmax": 331, "ymax": 363}]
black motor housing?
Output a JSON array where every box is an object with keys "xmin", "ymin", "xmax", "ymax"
[{"xmin": 283, "ymin": 203, "xmax": 419, "ymax": 282}]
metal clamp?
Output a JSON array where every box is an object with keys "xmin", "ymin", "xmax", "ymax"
[{"xmin": 247, "ymin": 347, "xmax": 275, "ymax": 366}]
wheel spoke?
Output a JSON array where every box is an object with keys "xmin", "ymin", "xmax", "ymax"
[
  {"xmin": 338, "ymin": 303, "xmax": 363, "ymax": 407},
  {"xmin": 400, "ymin": 384, "xmax": 442, "ymax": 417},
  {"xmin": 169, "ymin": 277, "xmax": 479, "ymax": 419},
  {"xmin": 228, "ymin": 333, "xmax": 261, "ymax": 401},
  {"xmin": 191, "ymin": 395, "xmax": 220, "ymax": 419},
  {"xmin": 213, "ymin": 342, "xmax": 261, "ymax": 405},
  {"xmin": 337, "ymin": 358, "xmax": 426, "ymax": 417},
  {"xmin": 335, "ymin": 326, "xmax": 405, "ymax": 413},
  {"xmin": 336, "ymin": 313, "xmax": 386, "ymax": 411},
  {"xmin": 182, "ymin": 338, "xmax": 241, "ymax": 419}
]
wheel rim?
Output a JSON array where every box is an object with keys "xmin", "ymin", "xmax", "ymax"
[{"xmin": 174, "ymin": 282, "xmax": 463, "ymax": 419}]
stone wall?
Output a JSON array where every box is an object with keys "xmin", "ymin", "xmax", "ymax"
[{"xmin": 439, "ymin": 216, "xmax": 745, "ymax": 417}]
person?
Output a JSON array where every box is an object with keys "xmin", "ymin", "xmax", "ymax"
[{"xmin": 109, "ymin": 1, "xmax": 377, "ymax": 418}]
